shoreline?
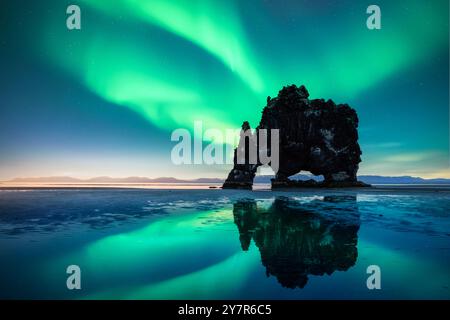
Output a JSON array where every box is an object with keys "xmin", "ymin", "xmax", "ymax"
[{"xmin": 1, "ymin": 183, "xmax": 450, "ymax": 193}]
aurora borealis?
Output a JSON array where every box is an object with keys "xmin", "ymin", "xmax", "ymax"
[{"xmin": 0, "ymin": 0, "xmax": 449, "ymax": 179}]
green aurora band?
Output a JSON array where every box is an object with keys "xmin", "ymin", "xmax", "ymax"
[{"xmin": 36, "ymin": 0, "xmax": 448, "ymax": 138}]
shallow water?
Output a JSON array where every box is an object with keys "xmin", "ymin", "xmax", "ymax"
[{"xmin": 0, "ymin": 188, "xmax": 449, "ymax": 299}]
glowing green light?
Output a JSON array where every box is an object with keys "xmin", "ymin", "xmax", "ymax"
[
  {"xmin": 35, "ymin": 0, "xmax": 448, "ymax": 136},
  {"xmin": 82, "ymin": 0, "xmax": 265, "ymax": 94}
]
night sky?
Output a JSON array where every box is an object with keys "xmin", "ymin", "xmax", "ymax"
[{"xmin": 0, "ymin": 0, "xmax": 449, "ymax": 179}]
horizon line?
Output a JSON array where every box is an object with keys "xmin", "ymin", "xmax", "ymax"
[{"xmin": 2, "ymin": 174, "xmax": 450, "ymax": 183}]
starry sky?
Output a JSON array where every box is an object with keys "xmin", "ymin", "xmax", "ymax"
[{"xmin": 0, "ymin": 0, "xmax": 449, "ymax": 179}]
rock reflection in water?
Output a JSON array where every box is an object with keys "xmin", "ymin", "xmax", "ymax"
[{"xmin": 233, "ymin": 196, "xmax": 360, "ymax": 289}]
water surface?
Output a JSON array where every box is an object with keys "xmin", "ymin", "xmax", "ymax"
[{"xmin": 0, "ymin": 188, "xmax": 449, "ymax": 299}]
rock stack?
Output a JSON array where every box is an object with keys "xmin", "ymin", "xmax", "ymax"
[{"xmin": 223, "ymin": 84, "xmax": 369, "ymax": 189}]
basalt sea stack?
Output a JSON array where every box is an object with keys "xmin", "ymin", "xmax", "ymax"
[{"xmin": 222, "ymin": 84, "xmax": 369, "ymax": 189}]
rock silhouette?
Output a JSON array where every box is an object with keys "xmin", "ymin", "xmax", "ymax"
[
  {"xmin": 223, "ymin": 85, "xmax": 369, "ymax": 189},
  {"xmin": 232, "ymin": 196, "xmax": 360, "ymax": 289}
]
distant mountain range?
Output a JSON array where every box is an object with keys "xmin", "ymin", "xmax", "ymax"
[
  {"xmin": 4, "ymin": 176, "xmax": 224, "ymax": 184},
  {"xmin": 3, "ymin": 175, "xmax": 450, "ymax": 184}
]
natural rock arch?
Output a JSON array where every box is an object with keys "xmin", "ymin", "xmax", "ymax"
[{"xmin": 222, "ymin": 85, "xmax": 369, "ymax": 189}]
